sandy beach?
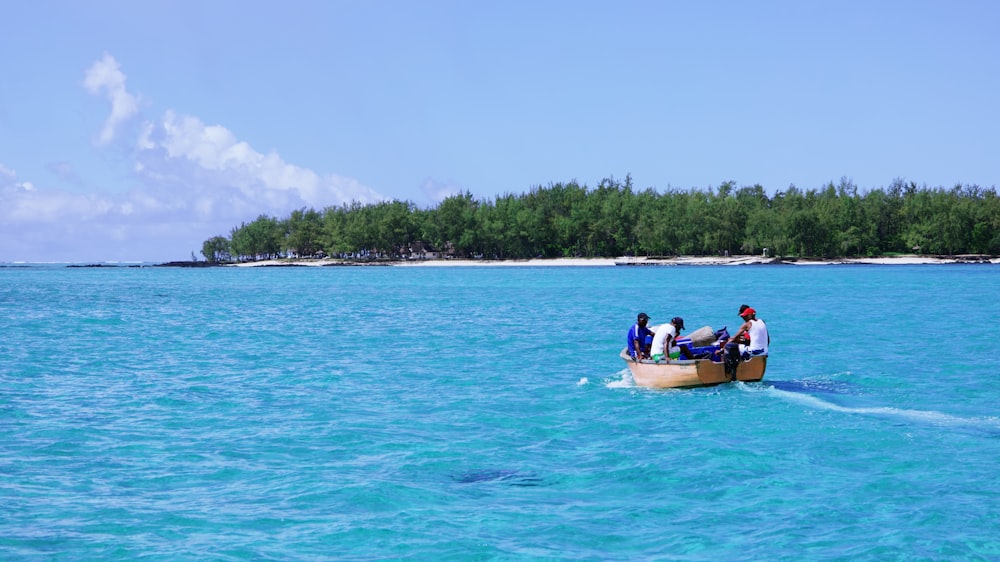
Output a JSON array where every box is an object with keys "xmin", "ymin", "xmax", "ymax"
[{"xmin": 228, "ymin": 255, "xmax": 997, "ymax": 267}]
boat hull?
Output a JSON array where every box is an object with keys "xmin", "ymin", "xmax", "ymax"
[{"xmin": 620, "ymin": 349, "xmax": 767, "ymax": 389}]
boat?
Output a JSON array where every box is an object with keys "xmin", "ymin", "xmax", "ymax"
[{"xmin": 619, "ymin": 348, "xmax": 767, "ymax": 389}]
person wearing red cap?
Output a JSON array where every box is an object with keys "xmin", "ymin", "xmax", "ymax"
[{"xmin": 722, "ymin": 306, "xmax": 769, "ymax": 358}]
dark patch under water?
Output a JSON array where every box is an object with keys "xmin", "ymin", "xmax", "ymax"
[
  {"xmin": 451, "ymin": 469, "xmax": 544, "ymax": 487},
  {"xmin": 768, "ymin": 379, "xmax": 853, "ymax": 395}
]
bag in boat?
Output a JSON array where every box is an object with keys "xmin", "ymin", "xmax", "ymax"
[
  {"xmin": 687, "ymin": 326, "xmax": 716, "ymax": 346},
  {"xmin": 674, "ymin": 335, "xmax": 722, "ymax": 361},
  {"xmin": 679, "ymin": 326, "xmax": 730, "ymax": 361},
  {"xmin": 687, "ymin": 344, "xmax": 723, "ymax": 361}
]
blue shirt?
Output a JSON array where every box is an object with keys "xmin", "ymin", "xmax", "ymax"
[{"xmin": 627, "ymin": 322, "xmax": 653, "ymax": 358}]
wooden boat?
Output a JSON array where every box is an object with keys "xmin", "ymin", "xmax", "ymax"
[{"xmin": 619, "ymin": 348, "xmax": 767, "ymax": 389}]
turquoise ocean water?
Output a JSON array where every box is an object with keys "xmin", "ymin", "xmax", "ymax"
[{"xmin": 2, "ymin": 264, "xmax": 999, "ymax": 560}]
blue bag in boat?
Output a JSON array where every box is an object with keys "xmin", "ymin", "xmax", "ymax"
[{"xmin": 688, "ymin": 345, "xmax": 723, "ymax": 360}]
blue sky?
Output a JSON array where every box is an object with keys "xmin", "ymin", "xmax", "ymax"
[{"xmin": 1, "ymin": 1, "xmax": 997, "ymax": 262}]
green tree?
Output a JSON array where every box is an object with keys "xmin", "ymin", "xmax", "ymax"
[
  {"xmin": 284, "ymin": 208, "xmax": 324, "ymax": 257},
  {"xmin": 434, "ymin": 192, "xmax": 479, "ymax": 257},
  {"xmin": 230, "ymin": 215, "xmax": 282, "ymax": 261},
  {"xmin": 201, "ymin": 236, "xmax": 231, "ymax": 263},
  {"xmin": 206, "ymin": 176, "xmax": 1000, "ymax": 261}
]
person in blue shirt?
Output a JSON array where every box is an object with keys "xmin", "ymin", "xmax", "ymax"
[{"xmin": 627, "ymin": 312, "xmax": 654, "ymax": 360}]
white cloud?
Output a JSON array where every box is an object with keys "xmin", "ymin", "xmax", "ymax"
[
  {"xmin": 0, "ymin": 54, "xmax": 387, "ymax": 263},
  {"xmin": 83, "ymin": 53, "xmax": 140, "ymax": 145},
  {"xmin": 141, "ymin": 110, "xmax": 383, "ymax": 209},
  {"xmin": 0, "ymin": 164, "xmax": 35, "ymax": 193},
  {"xmin": 0, "ymin": 163, "xmax": 16, "ymax": 182},
  {"xmin": 45, "ymin": 161, "xmax": 82, "ymax": 186},
  {"xmin": 421, "ymin": 177, "xmax": 464, "ymax": 202},
  {"xmin": 0, "ymin": 163, "xmax": 231, "ymax": 262}
]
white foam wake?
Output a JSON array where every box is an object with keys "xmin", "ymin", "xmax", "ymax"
[
  {"xmin": 605, "ymin": 368, "xmax": 635, "ymax": 389},
  {"xmin": 758, "ymin": 385, "xmax": 1000, "ymax": 429}
]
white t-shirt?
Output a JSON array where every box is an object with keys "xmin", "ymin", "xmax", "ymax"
[
  {"xmin": 739, "ymin": 318, "xmax": 769, "ymax": 356},
  {"xmin": 650, "ymin": 323, "xmax": 678, "ymax": 357}
]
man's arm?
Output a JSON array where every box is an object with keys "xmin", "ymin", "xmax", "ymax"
[{"xmin": 722, "ymin": 320, "xmax": 752, "ymax": 348}]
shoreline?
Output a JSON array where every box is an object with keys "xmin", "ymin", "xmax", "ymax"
[
  {"xmin": 225, "ymin": 254, "xmax": 998, "ymax": 267},
  {"xmin": 2, "ymin": 255, "xmax": 994, "ymax": 268}
]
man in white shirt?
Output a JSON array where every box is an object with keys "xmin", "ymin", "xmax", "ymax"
[
  {"xmin": 723, "ymin": 306, "xmax": 769, "ymax": 358},
  {"xmin": 650, "ymin": 317, "xmax": 686, "ymax": 361}
]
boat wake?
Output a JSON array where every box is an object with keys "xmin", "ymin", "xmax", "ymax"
[
  {"xmin": 605, "ymin": 368, "xmax": 635, "ymax": 389},
  {"xmin": 751, "ymin": 384, "xmax": 1000, "ymax": 431},
  {"xmin": 604, "ymin": 370, "xmax": 1000, "ymax": 432}
]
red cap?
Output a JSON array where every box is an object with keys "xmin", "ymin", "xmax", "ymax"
[{"xmin": 740, "ymin": 307, "xmax": 756, "ymax": 318}]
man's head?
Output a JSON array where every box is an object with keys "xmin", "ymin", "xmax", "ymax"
[
  {"xmin": 637, "ymin": 312, "xmax": 649, "ymax": 326},
  {"xmin": 739, "ymin": 307, "xmax": 756, "ymax": 320},
  {"xmin": 671, "ymin": 316, "xmax": 685, "ymax": 331}
]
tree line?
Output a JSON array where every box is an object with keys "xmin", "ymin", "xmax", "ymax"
[{"xmin": 201, "ymin": 176, "xmax": 1000, "ymax": 263}]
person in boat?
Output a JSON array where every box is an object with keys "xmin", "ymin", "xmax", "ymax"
[
  {"xmin": 733, "ymin": 304, "xmax": 752, "ymax": 345},
  {"xmin": 721, "ymin": 306, "xmax": 769, "ymax": 359},
  {"xmin": 650, "ymin": 316, "xmax": 688, "ymax": 361},
  {"xmin": 627, "ymin": 312, "xmax": 654, "ymax": 360}
]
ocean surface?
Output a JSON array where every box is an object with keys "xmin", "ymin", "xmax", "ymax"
[{"xmin": 2, "ymin": 264, "xmax": 999, "ymax": 560}]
